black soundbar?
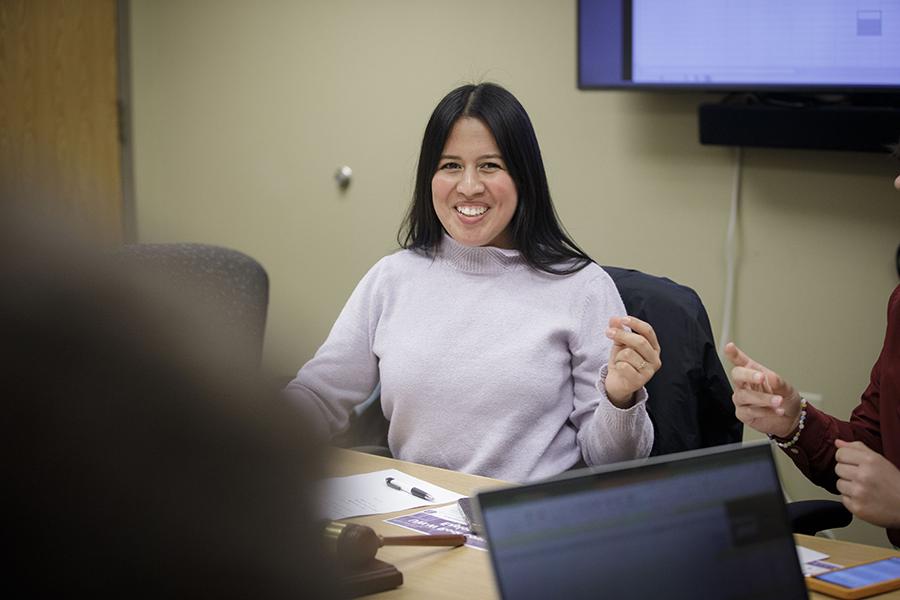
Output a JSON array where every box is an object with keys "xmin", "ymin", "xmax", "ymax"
[{"xmin": 699, "ymin": 103, "xmax": 900, "ymax": 153}]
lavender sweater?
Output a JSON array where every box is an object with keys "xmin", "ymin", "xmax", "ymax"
[{"xmin": 286, "ymin": 236, "xmax": 653, "ymax": 481}]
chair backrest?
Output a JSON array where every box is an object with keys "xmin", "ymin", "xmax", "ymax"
[
  {"xmin": 117, "ymin": 243, "xmax": 269, "ymax": 366},
  {"xmin": 602, "ymin": 266, "xmax": 742, "ymax": 455}
]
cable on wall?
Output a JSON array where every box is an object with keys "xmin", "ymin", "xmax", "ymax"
[{"xmin": 718, "ymin": 146, "xmax": 742, "ymax": 359}]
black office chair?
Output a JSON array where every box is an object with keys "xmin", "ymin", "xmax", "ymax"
[
  {"xmin": 786, "ymin": 500, "xmax": 853, "ymax": 535},
  {"xmin": 604, "ymin": 267, "xmax": 853, "ymax": 535},
  {"xmin": 601, "ymin": 267, "xmax": 742, "ymax": 455},
  {"xmin": 332, "ymin": 384, "xmax": 390, "ymax": 453},
  {"xmin": 116, "ymin": 243, "xmax": 270, "ymax": 366}
]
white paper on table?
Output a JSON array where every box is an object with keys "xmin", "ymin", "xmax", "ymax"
[
  {"xmin": 318, "ymin": 468, "xmax": 465, "ymax": 520},
  {"xmin": 796, "ymin": 545, "xmax": 842, "ymax": 577},
  {"xmin": 797, "ymin": 545, "xmax": 829, "ymax": 564}
]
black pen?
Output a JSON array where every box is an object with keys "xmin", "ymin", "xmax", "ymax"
[{"xmin": 385, "ymin": 476, "xmax": 435, "ymax": 502}]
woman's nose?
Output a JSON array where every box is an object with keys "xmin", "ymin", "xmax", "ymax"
[{"xmin": 457, "ymin": 169, "xmax": 485, "ymax": 196}]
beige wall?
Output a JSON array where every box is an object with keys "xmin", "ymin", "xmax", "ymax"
[{"xmin": 129, "ymin": 0, "xmax": 900, "ymax": 547}]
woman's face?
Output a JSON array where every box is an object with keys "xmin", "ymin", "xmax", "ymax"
[{"xmin": 431, "ymin": 118, "xmax": 518, "ymax": 249}]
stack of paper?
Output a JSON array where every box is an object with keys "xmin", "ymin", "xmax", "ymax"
[{"xmin": 319, "ymin": 468, "xmax": 464, "ymax": 520}]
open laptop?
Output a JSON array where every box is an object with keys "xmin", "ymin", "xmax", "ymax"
[{"xmin": 475, "ymin": 441, "xmax": 807, "ymax": 600}]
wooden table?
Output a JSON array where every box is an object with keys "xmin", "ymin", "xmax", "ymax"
[{"xmin": 328, "ymin": 449, "xmax": 900, "ymax": 599}]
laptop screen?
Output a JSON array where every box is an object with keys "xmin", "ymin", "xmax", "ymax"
[{"xmin": 475, "ymin": 442, "xmax": 807, "ymax": 600}]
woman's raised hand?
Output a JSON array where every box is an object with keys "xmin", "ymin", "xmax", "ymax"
[
  {"xmin": 725, "ymin": 342, "xmax": 803, "ymax": 438},
  {"xmin": 604, "ymin": 316, "xmax": 661, "ymax": 408}
]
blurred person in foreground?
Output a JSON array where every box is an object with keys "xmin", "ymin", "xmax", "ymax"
[
  {"xmin": 726, "ymin": 139, "xmax": 900, "ymax": 548},
  {"xmin": 1, "ymin": 205, "xmax": 335, "ymax": 598}
]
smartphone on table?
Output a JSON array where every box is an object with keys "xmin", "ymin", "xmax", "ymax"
[{"xmin": 806, "ymin": 556, "xmax": 900, "ymax": 599}]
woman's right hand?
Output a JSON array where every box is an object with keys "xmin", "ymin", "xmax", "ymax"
[{"xmin": 724, "ymin": 342, "xmax": 804, "ymax": 439}]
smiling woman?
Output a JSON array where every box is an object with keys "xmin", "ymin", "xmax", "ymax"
[
  {"xmin": 286, "ymin": 83, "xmax": 662, "ymax": 482},
  {"xmin": 400, "ymin": 83, "xmax": 594, "ymax": 275}
]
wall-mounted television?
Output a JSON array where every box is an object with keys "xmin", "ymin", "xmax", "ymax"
[
  {"xmin": 578, "ymin": 0, "xmax": 900, "ymax": 152},
  {"xmin": 578, "ymin": 0, "xmax": 900, "ymax": 93}
]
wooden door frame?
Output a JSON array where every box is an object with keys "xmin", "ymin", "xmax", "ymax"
[{"xmin": 116, "ymin": 0, "xmax": 136, "ymax": 242}]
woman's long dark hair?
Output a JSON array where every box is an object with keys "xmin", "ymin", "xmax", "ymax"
[{"xmin": 398, "ymin": 83, "xmax": 592, "ymax": 275}]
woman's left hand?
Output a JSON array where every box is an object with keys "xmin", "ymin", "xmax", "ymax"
[
  {"xmin": 834, "ymin": 440, "xmax": 900, "ymax": 529},
  {"xmin": 604, "ymin": 316, "xmax": 661, "ymax": 408}
]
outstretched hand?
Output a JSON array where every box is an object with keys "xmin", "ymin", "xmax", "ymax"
[
  {"xmin": 835, "ymin": 440, "xmax": 900, "ymax": 528},
  {"xmin": 604, "ymin": 316, "xmax": 661, "ymax": 408},
  {"xmin": 724, "ymin": 342, "xmax": 804, "ymax": 438}
]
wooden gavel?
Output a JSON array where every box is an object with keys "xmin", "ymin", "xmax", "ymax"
[{"xmin": 323, "ymin": 521, "xmax": 467, "ymax": 568}]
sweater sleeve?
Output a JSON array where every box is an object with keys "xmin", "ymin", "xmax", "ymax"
[
  {"xmin": 569, "ymin": 271, "xmax": 655, "ymax": 465},
  {"xmin": 283, "ymin": 260, "xmax": 385, "ymax": 439}
]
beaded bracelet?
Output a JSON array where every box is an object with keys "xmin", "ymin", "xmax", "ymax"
[{"xmin": 769, "ymin": 397, "xmax": 807, "ymax": 449}]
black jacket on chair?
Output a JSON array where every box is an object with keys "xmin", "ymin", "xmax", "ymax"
[{"xmin": 602, "ymin": 267, "xmax": 742, "ymax": 456}]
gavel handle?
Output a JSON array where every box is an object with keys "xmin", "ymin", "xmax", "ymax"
[{"xmin": 379, "ymin": 534, "xmax": 467, "ymax": 547}]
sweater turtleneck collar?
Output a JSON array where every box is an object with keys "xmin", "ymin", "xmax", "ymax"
[{"xmin": 436, "ymin": 234, "xmax": 527, "ymax": 274}]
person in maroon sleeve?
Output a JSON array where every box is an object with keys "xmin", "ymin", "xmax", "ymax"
[{"xmin": 725, "ymin": 141, "xmax": 900, "ymax": 548}]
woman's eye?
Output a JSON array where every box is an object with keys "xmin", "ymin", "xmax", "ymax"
[
  {"xmin": 480, "ymin": 162, "xmax": 502, "ymax": 171},
  {"xmin": 439, "ymin": 162, "xmax": 461, "ymax": 170}
]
